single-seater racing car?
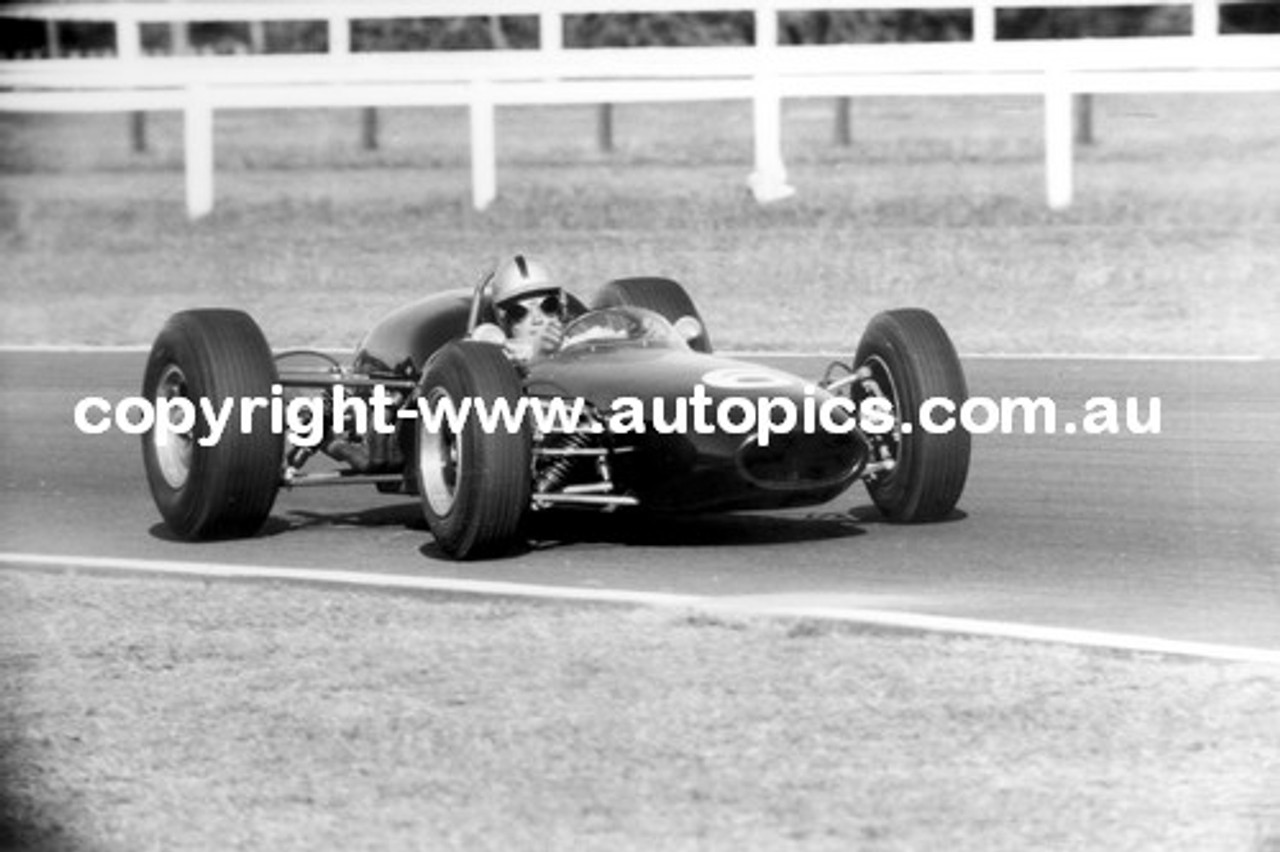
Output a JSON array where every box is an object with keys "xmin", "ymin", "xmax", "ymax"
[{"xmin": 140, "ymin": 259, "xmax": 971, "ymax": 559}]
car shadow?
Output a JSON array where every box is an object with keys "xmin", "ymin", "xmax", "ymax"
[
  {"xmin": 146, "ymin": 503, "xmax": 425, "ymax": 542},
  {"xmin": 524, "ymin": 504, "xmax": 965, "ymax": 549},
  {"xmin": 415, "ymin": 511, "xmax": 869, "ymax": 562},
  {"xmin": 281, "ymin": 505, "xmax": 426, "ymax": 532},
  {"xmin": 514, "ymin": 501, "xmax": 962, "ymax": 555},
  {"xmin": 844, "ymin": 505, "xmax": 969, "ymax": 526},
  {"xmin": 150, "ymin": 503, "xmax": 965, "ymax": 555},
  {"xmin": 514, "ymin": 506, "xmax": 876, "ymax": 556}
]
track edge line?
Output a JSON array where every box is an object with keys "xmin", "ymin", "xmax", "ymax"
[{"xmin": 3, "ymin": 552, "xmax": 1277, "ymax": 666}]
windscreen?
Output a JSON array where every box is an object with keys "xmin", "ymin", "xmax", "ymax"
[{"xmin": 559, "ymin": 306, "xmax": 687, "ymax": 353}]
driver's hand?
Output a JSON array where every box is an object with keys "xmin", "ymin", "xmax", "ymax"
[
  {"xmin": 507, "ymin": 321, "xmax": 564, "ymax": 364},
  {"xmin": 537, "ymin": 323, "xmax": 564, "ymax": 354}
]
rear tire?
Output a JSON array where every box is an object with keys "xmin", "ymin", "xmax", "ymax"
[
  {"xmin": 593, "ymin": 277, "xmax": 712, "ymax": 353},
  {"xmin": 141, "ymin": 309, "xmax": 283, "ymax": 539},
  {"xmin": 416, "ymin": 341, "xmax": 532, "ymax": 559},
  {"xmin": 854, "ymin": 309, "xmax": 970, "ymax": 522}
]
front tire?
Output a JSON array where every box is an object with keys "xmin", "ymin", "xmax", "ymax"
[
  {"xmin": 593, "ymin": 277, "xmax": 713, "ymax": 353},
  {"xmin": 854, "ymin": 309, "xmax": 970, "ymax": 522},
  {"xmin": 415, "ymin": 341, "xmax": 532, "ymax": 559},
  {"xmin": 141, "ymin": 309, "xmax": 283, "ymax": 539}
]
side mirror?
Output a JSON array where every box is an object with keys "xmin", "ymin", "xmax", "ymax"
[{"xmin": 673, "ymin": 315, "xmax": 704, "ymax": 344}]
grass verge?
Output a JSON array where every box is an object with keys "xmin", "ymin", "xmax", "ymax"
[
  {"xmin": 2, "ymin": 570, "xmax": 1278, "ymax": 852},
  {"xmin": 2, "ymin": 94, "xmax": 1278, "ymax": 355}
]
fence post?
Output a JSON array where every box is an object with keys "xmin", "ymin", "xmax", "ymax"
[
  {"xmin": 598, "ymin": 103, "xmax": 615, "ymax": 153},
  {"xmin": 184, "ymin": 85, "xmax": 215, "ymax": 219},
  {"xmin": 116, "ymin": 16, "xmax": 140, "ymax": 59},
  {"xmin": 169, "ymin": 21, "xmax": 189, "ymax": 55},
  {"xmin": 361, "ymin": 108, "xmax": 379, "ymax": 151},
  {"xmin": 749, "ymin": 6, "xmax": 794, "ymax": 203},
  {"xmin": 131, "ymin": 112, "xmax": 148, "ymax": 154},
  {"xmin": 1044, "ymin": 71, "xmax": 1073, "ymax": 210},
  {"xmin": 328, "ymin": 12, "xmax": 378, "ymax": 152},
  {"xmin": 249, "ymin": 21, "xmax": 267, "ymax": 54},
  {"xmin": 539, "ymin": 11, "xmax": 562, "ymax": 52},
  {"xmin": 470, "ymin": 81, "xmax": 497, "ymax": 211},
  {"xmin": 45, "ymin": 19, "xmax": 61, "ymax": 58},
  {"xmin": 328, "ymin": 15, "xmax": 350, "ymax": 55},
  {"xmin": 1074, "ymin": 92, "xmax": 1094, "ymax": 146},
  {"xmin": 1192, "ymin": 0, "xmax": 1218, "ymax": 40},
  {"xmin": 115, "ymin": 15, "xmax": 148, "ymax": 153},
  {"xmin": 972, "ymin": 0, "xmax": 996, "ymax": 43},
  {"xmin": 834, "ymin": 96, "xmax": 852, "ymax": 147},
  {"xmin": 750, "ymin": 73, "xmax": 794, "ymax": 202}
]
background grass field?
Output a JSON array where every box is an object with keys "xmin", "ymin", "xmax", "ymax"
[
  {"xmin": 2, "ymin": 93, "xmax": 1278, "ymax": 354},
  {"xmin": 3, "ymin": 92, "xmax": 1279, "ymax": 850}
]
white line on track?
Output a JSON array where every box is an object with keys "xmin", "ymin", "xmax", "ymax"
[
  {"xmin": 729, "ymin": 351, "xmax": 1272, "ymax": 362},
  {"xmin": 3, "ymin": 552, "xmax": 1278, "ymax": 666},
  {"xmin": 0, "ymin": 344, "xmax": 1271, "ymax": 362}
]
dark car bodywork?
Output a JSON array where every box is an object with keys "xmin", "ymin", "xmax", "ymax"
[
  {"xmin": 141, "ymin": 271, "xmax": 970, "ymax": 557},
  {"xmin": 343, "ymin": 288, "xmax": 868, "ymax": 514}
]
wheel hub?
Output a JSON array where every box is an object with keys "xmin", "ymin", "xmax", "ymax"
[{"xmin": 153, "ymin": 364, "xmax": 195, "ymax": 490}]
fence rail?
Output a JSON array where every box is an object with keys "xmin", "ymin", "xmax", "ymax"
[{"xmin": 2, "ymin": 0, "xmax": 1277, "ymax": 217}]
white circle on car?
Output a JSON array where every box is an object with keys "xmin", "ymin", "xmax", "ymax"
[{"xmin": 701, "ymin": 367, "xmax": 794, "ymax": 390}]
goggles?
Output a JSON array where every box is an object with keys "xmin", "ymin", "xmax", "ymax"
[{"xmin": 501, "ymin": 293, "xmax": 562, "ymax": 324}]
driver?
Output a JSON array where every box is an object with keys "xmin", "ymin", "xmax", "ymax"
[{"xmin": 471, "ymin": 254, "xmax": 568, "ymax": 364}]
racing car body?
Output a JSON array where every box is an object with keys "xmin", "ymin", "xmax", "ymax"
[{"xmin": 141, "ymin": 269, "xmax": 971, "ymax": 559}]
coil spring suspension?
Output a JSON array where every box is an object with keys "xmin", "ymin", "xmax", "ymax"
[{"xmin": 536, "ymin": 431, "xmax": 594, "ymax": 493}]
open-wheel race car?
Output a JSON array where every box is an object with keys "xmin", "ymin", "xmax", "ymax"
[{"xmin": 141, "ymin": 258, "xmax": 971, "ymax": 559}]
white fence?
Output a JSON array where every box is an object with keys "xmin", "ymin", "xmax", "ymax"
[{"xmin": 2, "ymin": 0, "xmax": 1278, "ymax": 217}]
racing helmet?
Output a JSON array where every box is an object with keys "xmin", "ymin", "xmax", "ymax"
[{"xmin": 490, "ymin": 254, "xmax": 559, "ymax": 307}]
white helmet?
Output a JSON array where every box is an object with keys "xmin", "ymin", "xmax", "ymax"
[{"xmin": 490, "ymin": 254, "xmax": 559, "ymax": 306}]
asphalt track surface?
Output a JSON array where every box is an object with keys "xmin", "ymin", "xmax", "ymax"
[{"xmin": 1, "ymin": 350, "xmax": 1277, "ymax": 657}]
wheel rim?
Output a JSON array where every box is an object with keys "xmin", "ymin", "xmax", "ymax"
[
  {"xmin": 419, "ymin": 387, "xmax": 461, "ymax": 516},
  {"xmin": 153, "ymin": 364, "xmax": 195, "ymax": 490},
  {"xmin": 861, "ymin": 354, "xmax": 903, "ymax": 465}
]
